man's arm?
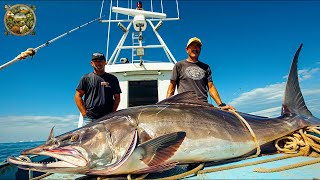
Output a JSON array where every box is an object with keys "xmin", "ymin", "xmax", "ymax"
[
  {"xmin": 75, "ymin": 89, "xmax": 87, "ymax": 116},
  {"xmin": 166, "ymin": 80, "xmax": 176, "ymax": 98},
  {"xmin": 208, "ymin": 82, "xmax": 223, "ymax": 105},
  {"xmin": 112, "ymin": 94, "xmax": 121, "ymax": 112},
  {"xmin": 208, "ymin": 82, "xmax": 235, "ymax": 110}
]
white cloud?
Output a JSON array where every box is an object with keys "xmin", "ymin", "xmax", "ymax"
[
  {"xmin": 298, "ymin": 68, "xmax": 319, "ymax": 81},
  {"xmin": 249, "ymin": 106, "xmax": 282, "ymax": 117},
  {"xmin": 0, "ymin": 115, "xmax": 79, "ymax": 143},
  {"xmin": 229, "ymin": 83, "xmax": 285, "ymax": 107},
  {"xmin": 282, "ymin": 68, "xmax": 319, "ymax": 81},
  {"xmin": 229, "ymin": 68, "xmax": 320, "ymax": 118}
]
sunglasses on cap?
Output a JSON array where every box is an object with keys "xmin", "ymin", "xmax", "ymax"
[{"xmin": 91, "ymin": 52, "xmax": 106, "ymax": 61}]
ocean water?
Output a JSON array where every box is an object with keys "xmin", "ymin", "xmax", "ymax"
[{"xmin": 0, "ymin": 141, "xmax": 45, "ymax": 163}]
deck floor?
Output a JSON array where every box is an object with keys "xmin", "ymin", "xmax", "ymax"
[{"xmin": 42, "ymin": 153, "xmax": 320, "ymax": 180}]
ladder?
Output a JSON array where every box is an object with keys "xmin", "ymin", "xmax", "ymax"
[{"xmin": 132, "ymin": 32, "xmax": 141, "ymax": 63}]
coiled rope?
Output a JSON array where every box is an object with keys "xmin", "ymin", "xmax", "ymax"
[
  {"xmin": 254, "ymin": 126, "xmax": 320, "ymax": 173},
  {"xmin": 275, "ymin": 126, "xmax": 320, "ymax": 157},
  {"xmin": 198, "ymin": 117, "xmax": 320, "ymax": 174}
]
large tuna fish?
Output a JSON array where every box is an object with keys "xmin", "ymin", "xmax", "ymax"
[{"xmin": 7, "ymin": 44, "xmax": 320, "ymax": 175}]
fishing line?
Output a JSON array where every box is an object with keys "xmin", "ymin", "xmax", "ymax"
[{"xmin": 0, "ymin": 16, "xmax": 104, "ymax": 71}]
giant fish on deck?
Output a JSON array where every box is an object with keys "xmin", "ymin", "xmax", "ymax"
[{"xmin": 7, "ymin": 44, "xmax": 320, "ymax": 175}]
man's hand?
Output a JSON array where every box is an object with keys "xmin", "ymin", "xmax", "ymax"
[
  {"xmin": 219, "ymin": 105, "xmax": 235, "ymax": 111},
  {"xmin": 218, "ymin": 103, "xmax": 236, "ymax": 111}
]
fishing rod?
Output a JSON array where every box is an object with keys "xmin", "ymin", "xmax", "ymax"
[{"xmin": 0, "ymin": 16, "xmax": 103, "ymax": 71}]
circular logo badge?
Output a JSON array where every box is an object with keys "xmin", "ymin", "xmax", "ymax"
[
  {"xmin": 185, "ymin": 66, "xmax": 205, "ymax": 80},
  {"xmin": 4, "ymin": 4, "xmax": 36, "ymax": 36}
]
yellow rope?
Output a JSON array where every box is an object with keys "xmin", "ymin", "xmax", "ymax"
[
  {"xmin": 253, "ymin": 126, "xmax": 320, "ymax": 173},
  {"xmin": 254, "ymin": 158, "xmax": 320, "ymax": 173},
  {"xmin": 156, "ymin": 163, "xmax": 204, "ymax": 180},
  {"xmin": 228, "ymin": 109, "xmax": 261, "ymax": 157},
  {"xmin": 29, "ymin": 172, "xmax": 53, "ymax": 180},
  {"xmin": 198, "ymin": 123, "xmax": 320, "ymax": 174},
  {"xmin": 198, "ymin": 153, "xmax": 301, "ymax": 174},
  {"xmin": 275, "ymin": 126, "xmax": 320, "ymax": 157},
  {"xmin": 127, "ymin": 173, "xmax": 149, "ymax": 180},
  {"xmin": 193, "ymin": 109, "xmax": 261, "ymax": 174}
]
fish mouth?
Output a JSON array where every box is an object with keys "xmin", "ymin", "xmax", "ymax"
[{"xmin": 7, "ymin": 147, "xmax": 88, "ymax": 170}]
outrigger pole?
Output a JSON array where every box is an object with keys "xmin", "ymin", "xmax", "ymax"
[{"xmin": 0, "ymin": 16, "xmax": 103, "ymax": 71}]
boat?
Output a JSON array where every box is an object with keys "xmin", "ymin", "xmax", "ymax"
[
  {"xmin": 76, "ymin": 0, "xmax": 179, "ymax": 128},
  {"xmin": 1, "ymin": 1, "xmax": 320, "ymax": 180}
]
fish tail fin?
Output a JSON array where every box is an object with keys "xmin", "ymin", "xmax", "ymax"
[{"xmin": 281, "ymin": 43, "xmax": 312, "ymax": 117}]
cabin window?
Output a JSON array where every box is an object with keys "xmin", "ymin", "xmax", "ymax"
[{"xmin": 128, "ymin": 80, "xmax": 158, "ymax": 107}]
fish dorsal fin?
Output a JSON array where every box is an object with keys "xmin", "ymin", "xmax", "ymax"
[
  {"xmin": 156, "ymin": 91, "xmax": 214, "ymax": 107},
  {"xmin": 282, "ymin": 43, "xmax": 312, "ymax": 116},
  {"xmin": 138, "ymin": 131, "xmax": 186, "ymax": 166},
  {"xmin": 47, "ymin": 126, "xmax": 55, "ymax": 142}
]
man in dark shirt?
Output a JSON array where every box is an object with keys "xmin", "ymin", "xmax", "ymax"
[
  {"xmin": 166, "ymin": 37, "xmax": 234, "ymax": 110},
  {"xmin": 75, "ymin": 52, "xmax": 122, "ymax": 125}
]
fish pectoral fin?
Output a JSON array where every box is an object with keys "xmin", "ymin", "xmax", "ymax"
[
  {"xmin": 138, "ymin": 131, "xmax": 186, "ymax": 166},
  {"xmin": 132, "ymin": 162, "xmax": 178, "ymax": 174}
]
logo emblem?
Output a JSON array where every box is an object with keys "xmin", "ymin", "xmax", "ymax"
[
  {"xmin": 185, "ymin": 66, "xmax": 205, "ymax": 80},
  {"xmin": 4, "ymin": 4, "xmax": 36, "ymax": 36},
  {"xmin": 101, "ymin": 82, "xmax": 110, "ymax": 87}
]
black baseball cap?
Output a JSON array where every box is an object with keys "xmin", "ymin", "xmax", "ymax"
[{"xmin": 91, "ymin": 52, "xmax": 106, "ymax": 61}]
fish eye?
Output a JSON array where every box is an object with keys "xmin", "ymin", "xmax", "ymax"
[
  {"xmin": 71, "ymin": 135, "xmax": 79, "ymax": 142},
  {"xmin": 53, "ymin": 140, "xmax": 60, "ymax": 146}
]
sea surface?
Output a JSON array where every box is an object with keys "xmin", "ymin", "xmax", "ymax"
[{"xmin": 0, "ymin": 141, "xmax": 45, "ymax": 163}]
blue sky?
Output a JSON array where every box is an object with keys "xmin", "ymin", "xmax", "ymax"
[{"xmin": 0, "ymin": 0, "xmax": 320, "ymax": 143}]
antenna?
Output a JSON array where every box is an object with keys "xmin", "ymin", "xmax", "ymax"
[
  {"xmin": 112, "ymin": 6, "xmax": 166, "ymax": 32},
  {"xmin": 112, "ymin": 7, "xmax": 166, "ymax": 19},
  {"xmin": 100, "ymin": 0, "xmax": 179, "ymax": 65}
]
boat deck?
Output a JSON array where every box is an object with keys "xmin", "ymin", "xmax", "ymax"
[
  {"xmin": 39, "ymin": 153, "xmax": 320, "ymax": 180},
  {"xmin": 191, "ymin": 154, "xmax": 320, "ymax": 179}
]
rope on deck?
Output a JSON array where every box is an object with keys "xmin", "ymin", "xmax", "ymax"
[
  {"xmin": 198, "ymin": 122, "xmax": 320, "ymax": 174},
  {"xmin": 198, "ymin": 153, "xmax": 302, "ymax": 174},
  {"xmin": 254, "ymin": 157, "xmax": 320, "ymax": 173},
  {"xmin": 275, "ymin": 126, "xmax": 320, "ymax": 157},
  {"xmin": 254, "ymin": 125, "xmax": 320, "ymax": 173},
  {"xmin": 29, "ymin": 172, "xmax": 53, "ymax": 180},
  {"xmin": 127, "ymin": 173, "xmax": 149, "ymax": 180},
  {"xmin": 155, "ymin": 163, "xmax": 204, "ymax": 180},
  {"xmin": 98, "ymin": 163, "xmax": 204, "ymax": 180}
]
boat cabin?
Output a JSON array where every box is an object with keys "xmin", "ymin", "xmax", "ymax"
[{"xmin": 105, "ymin": 62, "xmax": 174, "ymax": 109}]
